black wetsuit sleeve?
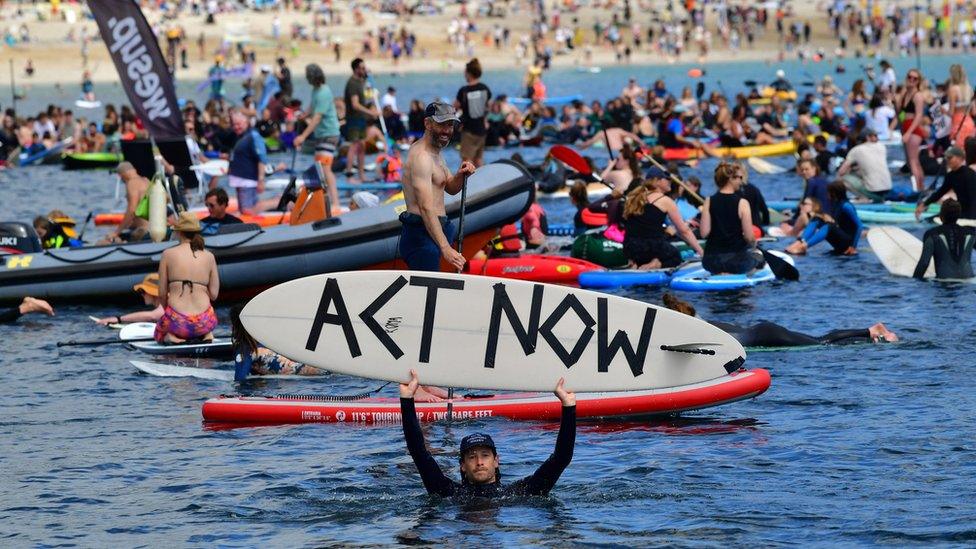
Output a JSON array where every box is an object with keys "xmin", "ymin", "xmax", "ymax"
[
  {"xmin": 401, "ymin": 398, "xmax": 456, "ymax": 497},
  {"xmin": 817, "ymin": 329, "xmax": 871, "ymax": 344},
  {"xmin": 0, "ymin": 306, "xmax": 22, "ymax": 323},
  {"xmin": 924, "ymin": 177, "xmax": 953, "ymax": 206},
  {"xmin": 913, "ymin": 229, "xmax": 936, "ymax": 279},
  {"xmin": 513, "ymin": 405, "xmax": 576, "ymax": 496}
]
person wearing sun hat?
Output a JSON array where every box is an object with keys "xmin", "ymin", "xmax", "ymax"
[
  {"xmin": 154, "ymin": 211, "xmax": 220, "ymax": 343},
  {"xmin": 94, "ymin": 273, "xmax": 165, "ymax": 326}
]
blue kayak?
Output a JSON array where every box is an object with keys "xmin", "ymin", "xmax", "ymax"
[{"xmin": 668, "ymin": 251, "xmax": 794, "ymax": 292}]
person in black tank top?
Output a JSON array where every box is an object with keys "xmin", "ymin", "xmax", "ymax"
[
  {"xmin": 622, "ymin": 169, "xmax": 703, "ymax": 269},
  {"xmin": 700, "ymin": 162, "xmax": 764, "ymax": 274}
]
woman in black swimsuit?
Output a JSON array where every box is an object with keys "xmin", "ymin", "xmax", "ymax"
[{"xmin": 622, "ymin": 168, "xmax": 703, "ymax": 269}]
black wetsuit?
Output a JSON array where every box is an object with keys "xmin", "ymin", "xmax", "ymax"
[
  {"xmin": 738, "ymin": 183, "xmax": 770, "ymax": 228},
  {"xmin": 0, "ymin": 307, "xmax": 21, "ymax": 323},
  {"xmin": 710, "ymin": 320, "xmax": 872, "ymax": 347},
  {"xmin": 401, "ymin": 397, "xmax": 575, "ymax": 499},
  {"xmin": 922, "ymin": 165, "xmax": 976, "ymax": 220},
  {"xmin": 913, "ymin": 224, "xmax": 976, "ymax": 279}
]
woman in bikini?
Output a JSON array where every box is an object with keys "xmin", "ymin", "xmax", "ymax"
[
  {"xmin": 897, "ymin": 69, "xmax": 930, "ymax": 191},
  {"xmin": 155, "ymin": 212, "xmax": 220, "ymax": 343},
  {"xmin": 946, "ymin": 64, "xmax": 975, "ymax": 149}
]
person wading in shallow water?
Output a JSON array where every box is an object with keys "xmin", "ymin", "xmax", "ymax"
[{"xmin": 399, "ymin": 369, "xmax": 576, "ymax": 499}]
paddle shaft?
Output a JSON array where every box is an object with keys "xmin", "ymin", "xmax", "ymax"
[
  {"xmin": 57, "ymin": 336, "xmax": 156, "ymax": 347},
  {"xmin": 644, "ymin": 155, "xmax": 705, "ymax": 203},
  {"xmin": 76, "ymin": 211, "xmax": 94, "ymax": 241},
  {"xmin": 448, "ymin": 172, "xmax": 470, "ymax": 422},
  {"xmin": 602, "ymin": 128, "xmax": 615, "ymax": 161}
]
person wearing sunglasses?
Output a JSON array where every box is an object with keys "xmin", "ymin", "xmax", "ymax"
[
  {"xmin": 897, "ymin": 70, "xmax": 930, "ymax": 191},
  {"xmin": 200, "ymin": 188, "xmax": 242, "ymax": 236}
]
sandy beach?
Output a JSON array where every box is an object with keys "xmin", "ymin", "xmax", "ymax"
[{"xmin": 0, "ymin": 0, "xmax": 907, "ymax": 88}]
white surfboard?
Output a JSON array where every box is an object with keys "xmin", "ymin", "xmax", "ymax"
[
  {"xmin": 75, "ymin": 99, "xmax": 102, "ymax": 109},
  {"xmin": 131, "ymin": 360, "xmax": 236, "ymax": 380},
  {"xmin": 747, "ymin": 156, "xmax": 787, "ymax": 175},
  {"xmin": 240, "ymin": 271, "xmax": 747, "ymax": 392},
  {"xmin": 867, "ymin": 226, "xmax": 933, "ymax": 278},
  {"xmin": 120, "ymin": 322, "xmax": 157, "ymax": 340}
]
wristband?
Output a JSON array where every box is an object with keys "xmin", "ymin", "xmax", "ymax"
[{"xmin": 115, "ymin": 315, "xmax": 122, "ymax": 324}]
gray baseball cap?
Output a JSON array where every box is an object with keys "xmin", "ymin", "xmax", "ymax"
[
  {"xmin": 945, "ymin": 146, "xmax": 965, "ymax": 158},
  {"xmin": 425, "ymin": 101, "xmax": 460, "ymax": 123}
]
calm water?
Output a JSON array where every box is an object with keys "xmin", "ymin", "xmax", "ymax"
[{"xmin": 2, "ymin": 58, "xmax": 976, "ymax": 546}]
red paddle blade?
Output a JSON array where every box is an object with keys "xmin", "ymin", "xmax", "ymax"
[{"xmin": 549, "ymin": 145, "xmax": 592, "ymax": 176}]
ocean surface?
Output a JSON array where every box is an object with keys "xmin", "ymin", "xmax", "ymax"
[{"xmin": 2, "ymin": 57, "xmax": 976, "ymax": 547}]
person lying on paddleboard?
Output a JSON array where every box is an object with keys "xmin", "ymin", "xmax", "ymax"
[
  {"xmin": 400, "ymin": 369, "xmax": 576, "ymax": 499},
  {"xmin": 913, "ymin": 199, "xmax": 976, "ymax": 280},
  {"xmin": 155, "ymin": 212, "xmax": 219, "ymax": 344},
  {"xmin": 0, "ymin": 297, "xmax": 55, "ymax": 323},
  {"xmin": 94, "ymin": 273, "xmax": 164, "ymax": 326},
  {"xmin": 662, "ymin": 294, "xmax": 898, "ymax": 347}
]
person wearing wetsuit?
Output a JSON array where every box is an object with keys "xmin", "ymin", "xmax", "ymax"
[
  {"xmin": 701, "ymin": 162, "xmax": 764, "ymax": 274},
  {"xmin": 662, "ymin": 294, "xmax": 899, "ymax": 347},
  {"xmin": 738, "ymin": 180, "xmax": 770, "ymax": 231},
  {"xmin": 916, "ymin": 146, "xmax": 976, "ymax": 221},
  {"xmin": 622, "ymin": 169, "xmax": 703, "ymax": 269},
  {"xmin": 0, "ymin": 297, "xmax": 55, "ymax": 323},
  {"xmin": 787, "ymin": 180, "xmax": 864, "ymax": 255},
  {"xmin": 914, "ymin": 199, "xmax": 976, "ymax": 279},
  {"xmin": 400, "ymin": 369, "xmax": 576, "ymax": 499}
]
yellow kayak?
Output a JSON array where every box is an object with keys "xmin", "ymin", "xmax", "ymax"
[
  {"xmin": 714, "ymin": 140, "xmax": 797, "ymax": 159},
  {"xmin": 760, "ymin": 87, "xmax": 798, "ymax": 101}
]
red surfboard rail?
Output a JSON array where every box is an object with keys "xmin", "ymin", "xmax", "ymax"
[{"xmin": 202, "ymin": 368, "xmax": 770, "ymax": 428}]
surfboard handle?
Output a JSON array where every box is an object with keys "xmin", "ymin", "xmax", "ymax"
[{"xmin": 659, "ymin": 345, "xmax": 716, "ymax": 355}]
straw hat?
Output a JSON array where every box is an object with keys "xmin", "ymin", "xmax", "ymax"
[
  {"xmin": 173, "ymin": 211, "xmax": 202, "ymax": 233},
  {"xmin": 133, "ymin": 273, "xmax": 160, "ymax": 297}
]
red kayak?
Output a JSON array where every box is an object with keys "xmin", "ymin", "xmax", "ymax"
[
  {"xmin": 465, "ymin": 254, "xmax": 603, "ymax": 284},
  {"xmin": 202, "ymin": 368, "xmax": 771, "ymax": 428},
  {"xmin": 661, "ymin": 148, "xmax": 701, "ymax": 161}
]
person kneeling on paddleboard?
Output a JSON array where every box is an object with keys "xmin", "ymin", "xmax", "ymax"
[
  {"xmin": 155, "ymin": 212, "xmax": 220, "ymax": 344},
  {"xmin": 400, "ymin": 369, "xmax": 576, "ymax": 499}
]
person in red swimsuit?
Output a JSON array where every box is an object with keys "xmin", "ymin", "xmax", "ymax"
[{"xmin": 898, "ymin": 69, "xmax": 930, "ymax": 191}]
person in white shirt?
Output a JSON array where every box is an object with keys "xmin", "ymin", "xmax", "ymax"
[
  {"xmin": 381, "ymin": 86, "xmax": 399, "ymax": 114},
  {"xmin": 878, "ymin": 60, "xmax": 897, "ymax": 92},
  {"xmin": 838, "ymin": 129, "xmax": 892, "ymax": 201},
  {"xmin": 864, "ymin": 91, "xmax": 896, "ymax": 141}
]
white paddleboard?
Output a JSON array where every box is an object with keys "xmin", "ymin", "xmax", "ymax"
[
  {"xmin": 75, "ymin": 99, "xmax": 102, "ymax": 109},
  {"xmin": 131, "ymin": 360, "xmax": 236, "ymax": 380},
  {"xmin": 747, "ymin": 156, "xmax": 787, "ymax": 175},
  {"xmin": 241, "ymin": 271, "xmax": 747, "ymax": 392},
  {"xmin": 120, "ymin": 322, "xmax": 157, "ymax": 340},
  {"xmin": 867, "ymin": 226, "xmax": 933, "ymax": 278}
]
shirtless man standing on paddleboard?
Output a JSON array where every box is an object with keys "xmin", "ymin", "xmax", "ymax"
[{"xmin": 399, "ymin": 101, "xmax": 475, "ymax": 272}]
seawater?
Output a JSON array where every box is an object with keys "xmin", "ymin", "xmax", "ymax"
[{"xmin": 2, "ymin": 57, "xmax": 975, "ymax": 546}]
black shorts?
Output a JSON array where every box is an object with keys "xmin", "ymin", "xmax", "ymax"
[{"xmin": 623, "ymin": 237, "xmax": 682, "ymax": 267}]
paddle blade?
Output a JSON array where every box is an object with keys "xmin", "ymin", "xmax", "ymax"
[
  {"xmin": 761, "ymin": 248, "xmax": 799, "ymax": 281},
  {"xmin": 550, "ymin": 145, "xmax": 593, "ymax": 176}
]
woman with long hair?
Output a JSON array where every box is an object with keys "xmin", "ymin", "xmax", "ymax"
[
  {"xmin": 786, "ymin": 180, "xmax": 864, "ymax": 256},
  {"xmin": 897, "ymin": 69, "xmax": 930, "ymax": 191},
  {"xmin": 154, "ymin": 212, "xmax": 220, "ymax": 343},
  {"xmin": 947, "ymin": 64, "xmax": 975, "ymax": 149},
  {"xmin": 229, "ymin": 305, "xmax": 328, "ymax": 377},
  {"xmin": 621, "ymin": 169, "xmax": 703, "ymax": 270}
]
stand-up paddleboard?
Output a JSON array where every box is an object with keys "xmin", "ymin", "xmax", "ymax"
[
  {"xmin": 202, "ymin": 368, "xmax": 771, "ymax": 427},
  {"xmin": 578, "ymin": 268, "xmax": 673, "ymax": 289},
  {"xmin": 130, "ymin": 360, "xmax": 302, "ymax": 381},
  {"xmin": 74, "ymin": 99, "xmax": 102, "ymax": 109},
  {"xmin": 747, "ymin": 156, "xmax": 787, "ymax": 175},
  {"xmin": 122, "ymin": 323, "xmax": 234, "ymax": 358},
  {"xmin": 668, "ymin": 251, "xmax": 793, "ymax": 292},
  {"xmin": 241, "ymin": 271, "xmax": 747, "ymax": 392},
  {"xmin": 867, "ymin": 226, "xmax": 933, "ymax": 278}
]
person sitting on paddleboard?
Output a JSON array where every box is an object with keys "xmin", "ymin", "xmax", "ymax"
[
  {"xmin": 663, "ymin": 294, "xmax": 898, "ymax": 346},
  {"xmin": 94, "ymin": 273, "xmax": 164, "ymax": 326},
  {"xmin": 154, "ymin": 212, "xmax": 219, "ymax": 344},
  {"xmin": 0, "ymin": 297, "xmax": 55, "ymax": 323},
  {"xmin": 700, "ymin": 162, "xmax": 765, "ymax": 274},
  {"xmin": 913, "ymin": 199, "xmax": 976, "ymax": 280},
  {"xmin": 622, "ymin": 168, "xmax": 703, "ymax": 270},
  {"xmin": 400, "ymin": 369, "xmax": 576, "ymax": 499},
  {"xmin": 785, "ymin": 180, "xmax": 864, "ymax": 256},
  {"xmin": 399, "ymin": 101, "xmax": 475, "ymax": 272},
  {"xmin": 228, "ymin": 305, "xmax": 329, "ymax": 379}
]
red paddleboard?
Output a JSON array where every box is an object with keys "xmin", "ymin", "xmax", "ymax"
[
  {"xmin": 465, "ymin": 255, "xmax": 603, "ymax": 285},
  {"xmin": 202, "ymin": 368, "xmax": 770, "ymax": 428}
]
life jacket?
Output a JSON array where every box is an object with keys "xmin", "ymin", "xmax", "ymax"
[
  {"xmin": 376, "ymin": 153, "xmax": 402, "ymax": 183},
  {"xmin": 493, "ymin": 224, "xmax": 522, "ymax": 253}
]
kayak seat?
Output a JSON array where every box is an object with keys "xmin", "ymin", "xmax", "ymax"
[
  {"xmin": 215, "ymin": 223, "xmax": 261, "ymax": 235},
  {"xmin": 0, "ymin": 222, "xmax": 43, "ymax": 254}
]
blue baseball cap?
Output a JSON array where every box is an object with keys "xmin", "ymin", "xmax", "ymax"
[
  {"xmin": 645, "ymin": 166, "xmax": 670, "ymax": 180},
  {"xmin": 459, "ymin": 433, "xmax": 496, "ymax": 456}
]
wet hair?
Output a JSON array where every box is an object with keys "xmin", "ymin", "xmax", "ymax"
[
  {"xmin": 206, "ymin": 187, "xmax": 230, "ymax": 206},
  {"xmin": 305, "ymin": 63, "xmax": 326, "ymax": 87},
  {"xmin": 229, "ymin": 304, "xmax": 259, "ymax": 354},
  {"xmin": 662, "ymin": 293, "xmax": 696, "ymax": 316},
  {"xmin": 465, "ymin": 58, "xmax": 482, "ymax": 79},
  {"xmin": 940, "ymin": 198, "xmax": 962, "ymax": 225},
  {"xmin": 568, "ymin": 180, "xmax": 589, "ymax": 208},
  {"xmin": 826, "ymin": 180, "xmax": 848, "ymax": 204}
]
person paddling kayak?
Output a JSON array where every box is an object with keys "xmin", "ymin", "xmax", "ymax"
[{"xmin": 400, "ymin": 369, "xmax": 576, "ymax": 499}]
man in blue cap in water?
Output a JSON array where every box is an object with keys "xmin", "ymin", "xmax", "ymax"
[{"xmin": 399, "ymin": 369, "xmax": 576, "ymax": 499}]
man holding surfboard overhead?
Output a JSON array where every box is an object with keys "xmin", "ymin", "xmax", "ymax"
[
  {"xmin": 399, "ymin": 101, "xmax": 475, "ymax": 272},
  {"xmin": 400, "ymin": 369, "xmax": 576, "ymax": 499}
]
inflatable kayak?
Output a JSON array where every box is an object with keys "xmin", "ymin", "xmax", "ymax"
[
  {"xmin": 0, "ymin": 161, "xmax": 534, "ymax": 303},
  {"xmin": 571, "ymin": 228, "xmax": 628, "ymax": 268},
  {"xmin": 96, "ymin": 207, "xmax": 297, "ymax": 228},
  {"xmin": 465, "ymin": 254, "xmax": 603, "ymax": 285},
  {"xmin": 122, "ymin": 322, "xmax": 233, "ymax": 358},
  {"xmin": 62, "ymin": 152, "xmax": 123, "ymax": 170},
  {"xmin": 201, "ymin": 368, "xmax": 771, "ymax": 427},
  {"xmin": 660, "ymin": 139, "xmax": 796, "ymax": 160},
  {"xmin": 669, "ymin": 251, "xmax": 794, "ymax": 292}
]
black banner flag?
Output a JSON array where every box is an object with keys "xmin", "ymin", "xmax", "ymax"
[{"xmin": 88, "ymin": 0, "xmax": 184, "ymax": 139}]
